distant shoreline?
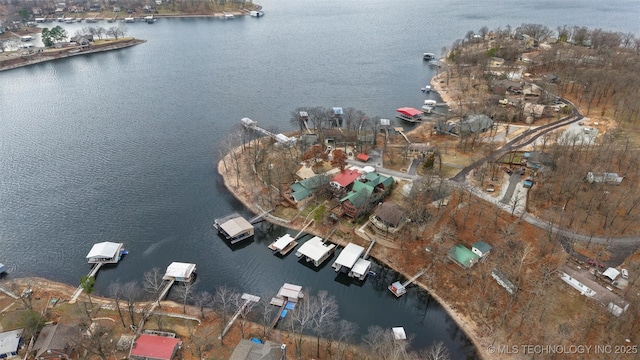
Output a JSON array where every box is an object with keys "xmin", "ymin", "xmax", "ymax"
[{"xmin": 0, "ymin": 38, "xmax": 145, "ymax": 72}]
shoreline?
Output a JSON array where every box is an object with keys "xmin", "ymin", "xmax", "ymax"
[
  {"xmin": 216, "ymin": 151, "xmax": 489, "ymax": 359},
  {"xmin": 0, "ymin": 38, "xmax": 146, "ymax": 72}
]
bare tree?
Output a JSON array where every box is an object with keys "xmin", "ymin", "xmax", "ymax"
[
  {"xmin": 122, "ymin": 281, "xmax": 142, "ymax": 326},
  {"xmin": 174, "ymin": 280, "xmax": 197, "ymax": 314},
  {"xmin": 329, "ymin": 320, "xmax": 358, "ymax": 360},
  {"xmin": 78, "ymin": 318, "xmax": 116, "ymax": 360},
  {"xmin": 213, "ymin": 285, "xmax": 238, "ymax": 345},
  {"xmin": 143, "ymin": 267, "xmax": 165, "ymax": 303},
  {"xmin": 232, "ymin": 293, "xmax": 256, "ymax": 339},
  {"xmin": 107, "ymin": 281, "xmax": 127, "ymax": 328},
  {"xmin": 311, "ymin": 290, "xmax": 339, "ymax": 358},
  {"xmin": 193, "ymin": 290, "xmax": 214, "ymax": 320}
]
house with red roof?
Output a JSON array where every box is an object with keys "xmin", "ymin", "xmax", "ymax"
[
  {"xmin": 129, "ymin": 334, "xmax": 181, "ymax": 360},
  {"xmin": 329, "ymin": 168, "xmax": 362, "ymax": 190}
]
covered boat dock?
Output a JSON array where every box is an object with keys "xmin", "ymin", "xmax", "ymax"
[
  {"xmin": 295, "ymin": 236, "xmax": 336, "ymax": 267},
  {"xmin": 214, "ymin": 213, "xmax": 254, "ymax": 244},
  {"xmin": 395, "ymin": 107, "xmax": 423, "ymax": 123},
  {"xmin": 332, "ymin": 243, "xmax": 364, "ymax": 273}
]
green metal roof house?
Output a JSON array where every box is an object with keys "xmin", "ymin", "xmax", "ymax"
[
  {"xmin": 448, "ymin": 244, "xmax": 480, "ymax": 269},
  {"xmin": 471, "ymin": 241, "xmax": 492, "ymax": 258},
  {"xmin": 285, "ymin": 174, "xmax": 328, "ymax": 208}
]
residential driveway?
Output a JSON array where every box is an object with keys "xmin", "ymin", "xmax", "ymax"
[{"xmin": 500, "ymin": 172, "xmax": 522, "ymax": 204}]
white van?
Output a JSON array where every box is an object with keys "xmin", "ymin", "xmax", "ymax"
[{"xmin": 621, "ymin": 269, "xmax": 629, "ymax": 279}]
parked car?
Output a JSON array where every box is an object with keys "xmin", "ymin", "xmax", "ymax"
[{"xmin": 621, "ymin": 268, "xmax": 629, "ymax": 279}]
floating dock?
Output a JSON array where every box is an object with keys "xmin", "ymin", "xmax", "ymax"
[
  {"xmin": 268, "ymin": 234, "xmax": 298, "ymax": 256},
  {"xmin": 214, "ymin": 213, "xmax": 254, "ymax": 244},
  {"xmin": 266, "ymin": 283, "xmax": 304, "ymax": 337},
  {"xmin": 388, "ymin": 269, "xmax": 428, "ymax": 297}
]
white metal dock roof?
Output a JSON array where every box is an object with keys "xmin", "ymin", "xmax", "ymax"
[
  {"xmin": 272, "ymin": 234, "xmax": 296, "ymax": 251},
  {"xmin": 219, "ymin": 216, "xmax": 253, "ymax": 238},
  {"xmin": 351, "ymin": 258, "xmax": 371, "ymax": 276},
  {"xmin": 165, "ymin": 262, "xmax": 196, "ymax": 279},
  {"xmin": 86, "ymin": 242, "xmax": 123, "ymax": 259},
  {"xmin": 334, "ymin": 243, "xmax": 364, "ymax": 269},
  {"xmin": 296, "ymin": 236, "xmax": 335, "ymax": 261},
  {"xmin": 277, "ymin": 283, "xmax": 303, "ymax": 300}
]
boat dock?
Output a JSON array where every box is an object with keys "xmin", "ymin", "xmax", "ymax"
[
  {"xmin": 295, "ymin": 236, "xmax": 336, "ymax": 267},
  {"xmin": 332, "ymin": 243, "xmax": 365, "ymax": 273},
  {"xmin": 265, "ymin": 283, "xmax": 304, "ymax": 337},
  {"xmin": 241, "ymin": 118, "xmax": 297, "ymax": 146},
  {"xmin": 388, "ymin": 268, "xmax": 428, "ymax": 297},
  {"xmin": 70, "ymin": 242, "xmax": 127, "ymax": 304},
  {"xmin": 214, "ymin": 213, "xmax": 255, "ymax": 244},
  {"xmin": 268, "ymin": 234, "xmax": 298, "ymax": 256},
  {"xmin": 219, "ymin": 293, "xmax": 260, "ymax": 339}
]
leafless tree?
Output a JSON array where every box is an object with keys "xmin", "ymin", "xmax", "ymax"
[
  {"xmin": 311, "ymin": 290, "xmax": 339, "ymax": 358},
  {"xmin": 232, "ymin": 293, "xmax": 257, "ymax": 339},
  {"xmin": 78, "ymin": 320, "xmax": 116, "ymax": 360},
  {"xmin": 107, "ymin": 281, "xmax": 127, "ymax": 327},
  {"xmin": 174, "ymin": 280, "xmax": 197, "ymax": 314},
  {"xmin": 121, "ymin": 281, "xmax": 142, "ymax": 326},
  {"xmin": 213, "ymin": 285, "xmax": 238, "ymax": 345},
  {"xmin": 143, "ymin": 267, "xmax": 165, "ymax": 301},
  {"xmin": 329, "ymin": 320, "xmax": 358, "ymax": 360},
  {"xmin": 193, "ymin": 290, "xmax": 214, "ymax": 320}
]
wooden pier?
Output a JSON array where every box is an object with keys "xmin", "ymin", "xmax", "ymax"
[
  {"xmin": 218, "ymin": 293, "xmax": 260, "ymax": 339},
  {"xmin": 249, "ymin": 208, "xmax": 273, "ymax": 224},
  {"xmin": 137, "ymin": 278, "xmax": 175, "ymax": 333},
  {"xmin": 363, "ymin": 237, "xmax": 376, "ymax": 260},
  {"xmin": 69, "ymin": 262, "xmax": 104, "ymax": 303},
  {"xmin": 388, "ymin": 268, "xmax": 427, "ymax": 297}
]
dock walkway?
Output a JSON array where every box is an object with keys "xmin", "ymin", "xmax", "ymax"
[
  {"xmin": 218, "ymin": 293, "xmax": 260, "ymax": 339},
  {"xmin": 69, "ymin": 262, "xmax": 104, "ymax": 303},
  {"xmin": 137, "ymin": 278, "xmax": 175, "ymax": 333}
]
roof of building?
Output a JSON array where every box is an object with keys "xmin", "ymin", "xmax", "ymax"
[
  {"xmin": 459, "ymin": 114, "xmax": 493, "ymax": 134},
  {"xmin": 290, "ymin": 174, "xmax": 329, "ymax": 201},
  {"xmin": 332, "ymin": 107, "xmax": 344, "ymax": 115},
  {"xmin": 334, "ymin": 243, "xmax": 364, "ymax": 269},
  {"xmin": 373, "ymin": 202, "xmax": 405, "ymax": 228},
  {"xmin": 218, "ymin": 216, "xmax": 254, "ymax": 238},
  {"xmin": 229, "ymin": 339, "xmax": 282, "ymax": 360},
  {"xmin": 603, "ymin": 267, "xmax": 620, "ymax": 281},
  {"xmin": 0, "ymin": 329, "xmax": 22, "ymax": 355},
  {"xmin": 165, "ymin": 262, "xmax": 196, "ymax": 279},
  {"xmin": 296, "ymin": 236, "xmax": 335, "ymax": 262},
  {"xmin": 396, "ymin": 107, "xmax": 422, "ymax": 117},
  {"xmin": 448, "ymin": 245, "xmax": 479, "ymax": 268},
  {"xmin": 272, "ymin": 234, "xmax": 296, "ymax": 251},
  {"xmin": 356, "ymin": 153, "xmax": 370, "ymax": 162},
  {"xmin": 364, "ymin": 172, "xmax": 393, "ymax": 188},
  {"xmin": 340, "ymin": 181, "xmax": 374, "ymax": 208},
  {"xmin": 276, "ymin": 283, "xmax": 303, "ymax": 300},
  {"xmin": 33, "ymin": 324, "xmax": 79, "ymax": 358},
  {"xmin": 331, "ymin": 169, "xmax": 362, "ymax": 188},
  {"xmin": 350, "ymin": 258, "xmax": 371, "ymax": 276},
  {"xmin": 130, "ymin": 334, "xmax": 180, "ymax": 360},
  {"xmin": 86, "ymin": 242, "xmax": 123, "ymax": 259},
  {"xmin": 472, "ymin": 241, "xmax": 492, "ymax": 254}
]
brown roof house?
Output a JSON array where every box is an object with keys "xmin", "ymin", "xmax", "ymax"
[
  {"xmin": 369, "ymin": 202, "xmax": 406, "ymax": 237},
  {"xmin": 32, "ymin": 324, "xmax": 80, "ymax": 360},
  {"xmin": 230, "ymin": 339, "xmax": 284, "ymax": 360}
]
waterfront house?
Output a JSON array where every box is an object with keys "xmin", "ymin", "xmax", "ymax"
[
  {"xmin": 471, "ymin": 241, "xmax": 492, "ymax": 258},
  {"xmin": 560, "ymin": 266, "xmax": 629, "ymax": 316},
  {"xmin": 283, "ymin": 174, "xmax": 329, "ymax": 208},
  {"xmin": 230, "ymin": 339, "xmax": 282, "ymax": 360},
  {"xmin": 32, "ymin": 324, "xmax": 79, "ymax": 360},
  {"xmin": 0, "ymin": 329, "xmax": 23, "ymax": 359},
  {"xmin": 86, "ymin": 241, "xmax": 125, "ymax": 264},
  {"xmin": 163, "ymin": 262, "xmax": 196, "ymax": 282},
  {"xmin": 295, "ymin": 236, "xmax": 336, "ymax": 267},
  {"xmin": 456, "ymin": 114, "xmax": 493, "ymax": 135},
  {"xmin": 406, "ymin": 143, "xmax": 434, "ymax": 158},
  {"xmin": 129, "ymin": 333, "xmax": 181, "ymax": 360},
  {"xmin": 369, "ymin": 202, "xmax": 406, "ymax": 237},
  {"xmin": 447, "ymin": 245, "xmax": 479, "ymax": 269},
  {"xmin": 339, "ymin": 172, "xmax": 393, "ymax": 219}
]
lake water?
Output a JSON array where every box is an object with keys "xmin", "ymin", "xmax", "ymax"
[{"xmin": 1, "ymin": 0, "xmax": 638, "ymax": 356}]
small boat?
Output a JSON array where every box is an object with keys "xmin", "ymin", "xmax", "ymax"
[
  {"xmin": 421, "ymin": 85, "xmax": 432, "ymax": 93},
  {"xmin": 250, "ymin": 10, "xmax": 264, "ymax": 17},
  {"xmin": 121, "ymin": 250, "xmax": 129, "ymax": 255},
  {"xmin": 423, "ymin": 52, "xmax": 435, "ymax": 61},
  {"xmin": 144, "ymin": 16, "xmax": 156, "ymax": 23},
  {"xmin": 223, "ymin": 12, "xmax": 234, "ymax": 20},
  {"xmin": 367, "ymin": 270, "xmax": 377, "ymax": 277}
]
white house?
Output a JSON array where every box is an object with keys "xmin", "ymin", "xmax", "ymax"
[
  {"xmin": 0, "ymin": 329, "xmax": 23, "ymax": 359},
  {"xmin": 587, "ymin": 172, "xmax": 624, "ymax": 184}
]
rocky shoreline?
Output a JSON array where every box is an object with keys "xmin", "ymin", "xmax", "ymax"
[
  {"xmin": 0, "ymin": 38, "xmax": 145, "ymax": 72},
  {"xmin": 216, "ymin": 150, "xmax": 490, "ymax": 359}
]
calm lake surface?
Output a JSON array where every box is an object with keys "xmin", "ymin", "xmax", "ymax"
[{"xmin": 1, "ymin": 0, "xmax": 638, "ymax": 356}]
